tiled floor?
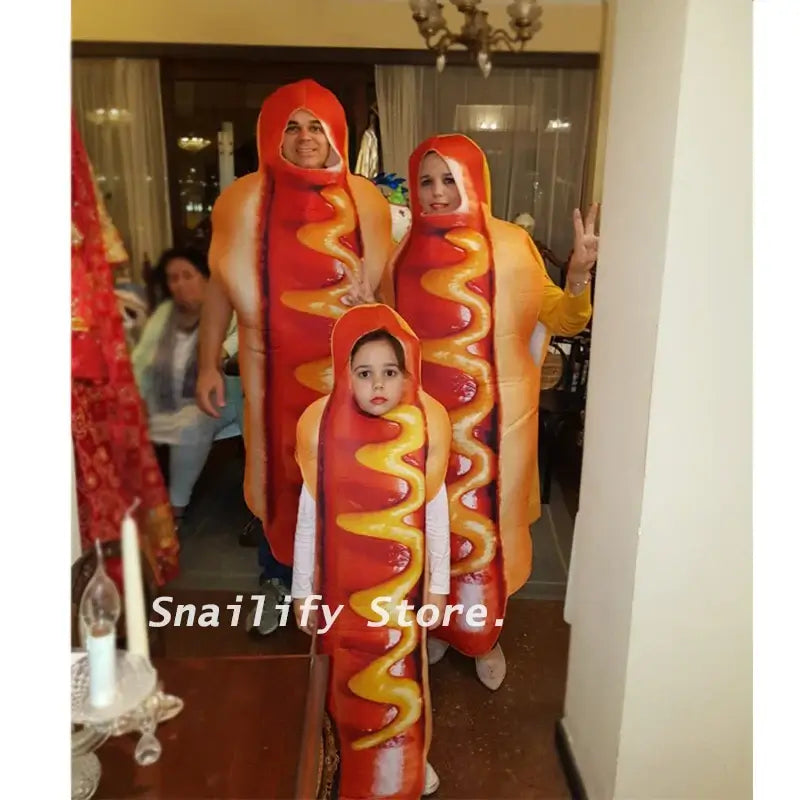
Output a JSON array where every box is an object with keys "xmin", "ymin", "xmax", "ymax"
[
  {"xmin": 167, "ymin": 439, "xmax": 578, "ymax": 599},
  {"xmin": 520, "ymin": 480, "xmax": 576, "ymax": 601},
  {"xmin": 161, "ymin": 438, "xmax": 577, "ymax": 799},
  {"xmin": 165, "ymin": 439, "xmax": 261, "ymax": 594}
]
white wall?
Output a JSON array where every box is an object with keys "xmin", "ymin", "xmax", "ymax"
[
  {"xmin": 562, "ymin": 0, "xmax": 752, "ymax": 797},
  {"xmin": 71, "ymin": 447, "xmax": 82, "ymax": 565},
  {"xmin": 614, "ymin": 0, "xmax": 752, "ymax": 795},
  {"xmin": 562, "ymin": 0, "xmax": 692, "ymax": 793}
]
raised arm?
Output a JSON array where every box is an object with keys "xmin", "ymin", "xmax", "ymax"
[{"xmin": 537, "ymin": 205, "xmax": 599, "ymax": 337}]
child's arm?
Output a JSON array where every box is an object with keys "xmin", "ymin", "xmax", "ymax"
[
  {"xmin": 425, "ymin": 484, "xmax": 451, "ymax": 596},
  {"xmin": 419, "ymin": 391, "xmax": 452, "ymax": 627},
  {"xmin": 423, "ymin": 484, "xmax": 450, "ymax": 629},
  {"xmin": 291, "ymin": 484, "xmax": 318, "ymax": 634}
]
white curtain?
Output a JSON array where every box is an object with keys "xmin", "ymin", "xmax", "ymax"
[
  {"xmin": 375, "ymin": 66, "xmax": 426, "ymax": 178},
  {"xmin": 72, "ymin": 59, "xmax": 172, "ymax": 281},
  {"xmin": 375, "ymin": 64, "xmax": 595, "ymax": 259}
]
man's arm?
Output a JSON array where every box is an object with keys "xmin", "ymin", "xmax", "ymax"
[
  {"xmin": 199, "ymin": 274, "xmax": 233, "ymax": 369},
  {"xmin": 196, "ymin": 274, "xmax": 234, "ymax": 417},
  {"xmin": 349, "ymin": 175, "xmax": 393, "ymax": 293}
]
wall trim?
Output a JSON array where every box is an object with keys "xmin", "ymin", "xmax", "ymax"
[
  {"xmin": 71, "ymin": 42, "xmax": 599, "ymax": 70},
  {"xmin": 555, "ymin": 719, "xmax": 589, "ymax": 800}
]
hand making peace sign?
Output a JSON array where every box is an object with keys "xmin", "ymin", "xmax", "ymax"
[{"xmin": 567, "ymin": 203, "xmax": 600, "ymax": 284}]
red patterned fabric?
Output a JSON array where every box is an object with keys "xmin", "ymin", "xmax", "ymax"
[{"xmin": 71, "ymin": 117, "xmax": 179, "ymax": 585}]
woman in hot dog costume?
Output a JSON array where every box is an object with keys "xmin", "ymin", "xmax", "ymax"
[
  {"xmin": 386, "ymin": 134, "xmax": 596, "ymax": 689},
  {"xmin": 292, "ymin": 303, "xmax": 452, "ymax": 799},
  {"xmin": 198, "ymin": 80, "xmax": 393, "ymax": 587}
]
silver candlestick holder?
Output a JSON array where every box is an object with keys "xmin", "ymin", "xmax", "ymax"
[{"xmin": 70, "ymin": 650, "xmax": 184, "ymax": 800}]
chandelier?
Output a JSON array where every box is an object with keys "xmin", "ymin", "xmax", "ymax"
[
  {"xmin": 177, "ymin": 136, "xmax": 212, "ymax": 153},
  {"xmin": 86, "ymin": 107, "xmax": 132, "ymax": 126},
  {"xmin": 409, "ymin": 0, "xmax": 543, "ymax": 78}
]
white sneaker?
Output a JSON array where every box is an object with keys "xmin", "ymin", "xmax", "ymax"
[
  {"xmin": 423, "ymin": 762, "xmax": 440, "ymax": 796},
  {"xmin": 245, "ymin": 603, "xmax": 279, "ymax": 635},
  {"xmin": 245, "ymin": 581, "xmax": 283, "ymax": 636},
  {"xmin": 269, "ymin": 577, "xmax": 291, "ymax": 601},
  {"xmin": 475, "ymin": 643, "xmax": 506, "ymax": 690},
  {"xmin": 427, "ymin": 637, "xmax": 449, "ymax": 665}
]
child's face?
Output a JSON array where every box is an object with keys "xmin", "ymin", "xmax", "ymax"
[{"xmin": 350, "ymin": 339, "xmax": 405, "ymax": 416}]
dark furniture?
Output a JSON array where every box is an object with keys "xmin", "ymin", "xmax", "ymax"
[
  {"xmin": 535, "ymin": 240, "xmax": 594, "ymax": 508},
  {"xmin": 95, "ymin": 653, "xmax": 331, "ymax": 799},
  {"xmin": 538, "ymin": 332, "xmax": 591, "ymax": 505}
]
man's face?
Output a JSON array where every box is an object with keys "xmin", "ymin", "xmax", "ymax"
[{"xmin": 281, "ymin": 108, "xmax": 332, "ymax": 169}]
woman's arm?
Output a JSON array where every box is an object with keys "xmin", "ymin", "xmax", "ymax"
[
  {"xmin": 534, "ymin": 205, "xmax": 598, "ymax": 337},
  {"xmin": 535, "ymin": 240, "xmax": 593, "ymax": 337},
  {"xmin": 131, "ymin": 301, "xmax": 172, "ymax": 392}
]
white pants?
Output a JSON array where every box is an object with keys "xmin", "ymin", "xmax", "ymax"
[{"xmin": 150, "ymin": 380, "xmax": 241, "ymax": 508}]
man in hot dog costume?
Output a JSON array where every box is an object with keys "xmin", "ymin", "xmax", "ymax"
[
  {"xmin": 197, "ymin": 80, "xmax": 393, "ymax": 625},
  {"xmin": 386, "ymin": 134, "xmax": 596, "ymax": 689},
  {"xmin": 292, "ymin": 304, "xmax": 452, "ymax": 798}
]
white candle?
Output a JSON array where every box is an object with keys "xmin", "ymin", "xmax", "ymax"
[
  {"xmin": 121, "ymin": 508, "xmax": 150, "ymax": 661},
  {"xmin": 87, "ymin": 625, "xmax": 116, "ymax": 707}
]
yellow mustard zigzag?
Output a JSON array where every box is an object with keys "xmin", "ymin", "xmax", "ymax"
[
  {"xmin": 337, "ymin": 404, "xmax": 426, "ymax": 750},
  {"xmin": 281, "ymin": 185, "xmax": 362, "ymax": 395},
  {"xmin": 419, "ymin": 228, "xmax": 497, "ymax": 576}
]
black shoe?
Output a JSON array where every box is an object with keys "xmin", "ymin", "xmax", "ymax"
[{"xmin": 238, "ymin": 516, "xmax": 261, "ymax": 548}]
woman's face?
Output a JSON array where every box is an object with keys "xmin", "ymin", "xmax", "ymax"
[
  {"xmin": 418, "ymin": 152, "xmax": 461, "ymax": 214},
  {"xmin": 166, "ymin": 258, "xmax": 206, "ymax": 312},
  {"xmin": 350, "ymin": 339, "xmax": 406, "ymax": 416}
]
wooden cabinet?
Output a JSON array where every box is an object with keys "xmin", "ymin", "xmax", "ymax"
[{"xmin": 96, "ymin": 654, "xmax": 330, "ymax": 799}]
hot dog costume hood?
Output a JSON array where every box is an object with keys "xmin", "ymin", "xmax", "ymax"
[
  {"xmin": 295, "ymin": 304, "xmax": 451, "ymax": 800},
  {"xmin": 208, "ymin": 80, "xmax": 392, "ymax": 565},
  {"xmin": 388, "ymin": 134, "xmax": 591, "ymax": 657}
]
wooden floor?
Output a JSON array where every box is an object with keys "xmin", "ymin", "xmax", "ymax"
[
  {"xmin": 156, "ymin": 589, "xmax": 572, "ymax": 800},
  {"xmin": 154, "ymin": 438, "xmax": 579, "ymax": 798}
]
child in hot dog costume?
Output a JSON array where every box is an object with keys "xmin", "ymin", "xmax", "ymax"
[
  {"xmin": 386, "ymin": 134, "xmax": 596, "ymax": 689},
  {"xmin": 199, "ymin": 81, "xmax": 392, "ymax": 586},
  {"xmin": 293, "ymin": 304, "xmax": 452, "ymax": 799}
]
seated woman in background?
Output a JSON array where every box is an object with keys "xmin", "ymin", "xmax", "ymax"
[{"xmin": 133, "ymin": 247, "xmax": 241, "ymax": 523}]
